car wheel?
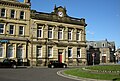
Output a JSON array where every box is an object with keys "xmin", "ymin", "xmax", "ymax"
[
  {"xmin": 12, "ymin": 65, "xmax": 17, "ymax": 69},
  {"xmin": 51, "ymin": 65, "xmax": 54, "ymax": 68},
  {"xmin": 63, "ymin": 65, "xmax": 66, "ymax": 68}
]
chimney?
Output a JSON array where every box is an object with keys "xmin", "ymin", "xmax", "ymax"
[{"xmin": 24, "ymin": 0, "xmax": 30, "ymax": 3}]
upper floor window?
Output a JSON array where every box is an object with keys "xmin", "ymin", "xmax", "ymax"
[
  {"xmin": 0, "ymin": 45, "xmax": 4, "ymax": 57},
  {"xmin": 76, "ymin": 30, "xmax": 81, "ymax": 41},
  {"xmin": 37, "ymin": 46, "xmax": 42, "ymax": 58},
  {"xmin": 48, "ymin": 27, "xmax": 53, "ymax": 39},
  {"xmin": 1, "ymin": 8, "xmax": 6, "ymax": 17},
  {"xmin": 11, "ymin": 10, "xmax": 15, "ymax": 18},
  {"xmin": 0, "ymin": 24, "xmax": 4, "ymax": 34},
  {"xmin": 48, "ymin": 47, "xmax": 53, "ymax": 58},
  {"xmin": 20, "ymin": 11, "xmax": 24, "ymax": 19},
  {"xmin": 58, "ymin": 28, "xmax": 63, "ymax": 40},
  {"xmin": 68, "ymin": 28, "xmax": 72, "ymax": 40},
  {"xmin": 19, "ymin": 26, "xmax": 24, "ymax": 35},
  {"xmin": 68, "ymin": 48, "xmax": 72, "ymax": 58},
  {"xmin": 37, "ymin": 27, "xmax": 42, "ymax": 38},
  {"xmin": 9, "ymin": 25, "xmax": 14, "ymax": 35}
]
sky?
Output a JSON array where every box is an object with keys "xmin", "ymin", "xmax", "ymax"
[{"xmin": 19, "ymin": 0, "xmax": 120, "ymax": 48}]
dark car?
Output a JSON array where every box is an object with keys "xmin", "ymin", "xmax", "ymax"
[
  {"xmin": 48, "ymin": 60, "xmax": 67, "ymax": 68},
  {"xmin": 0, "ymin": 59, "xmax": 17, "ymax": 68}
]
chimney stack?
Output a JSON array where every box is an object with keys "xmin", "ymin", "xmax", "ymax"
[{"xmin": 24, "ymin": 0, "xmax": 30, "ymax": 3}]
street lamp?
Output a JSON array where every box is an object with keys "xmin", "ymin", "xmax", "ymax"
[{"xmin": 92, "ymin": 53, "xmax": 95, "ymax": 66}]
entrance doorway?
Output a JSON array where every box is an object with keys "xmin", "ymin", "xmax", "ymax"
[
  {"xmin": 58, "ymin": 49, "xmax": 63, "ymax": 63},
  {"xmin": 102, "ymin": 56, "xmax": 106, "ymax": 63}
]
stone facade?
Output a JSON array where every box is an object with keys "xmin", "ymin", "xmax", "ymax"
[
  {"xmin": 115, "ymin": 48, "xmax": 120, "ymax": 62},
  {"xmin": 0, "ymin": 0, "xmax": 30, "ymax": 65},
  {"xmin": 0, "ymin": 0, "xmax": 87, "ymax": 66}
]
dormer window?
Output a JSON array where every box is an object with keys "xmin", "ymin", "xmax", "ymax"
[
  {"xmin": 94, "ymin": 43, "xmax": 97, "ymax": 47},
  {"xmin": 102, "ymin": 43, "xmax": 105, "ymax": 47}
]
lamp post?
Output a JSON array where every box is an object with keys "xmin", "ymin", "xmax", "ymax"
[{"xmin": 92, "ymin": 53, "xmax": 95, "ymax": 66}]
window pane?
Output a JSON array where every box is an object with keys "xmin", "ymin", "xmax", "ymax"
[
  {"xmin": 68, "ymin": 29, "xmax": 72, "ymax": 40},
  {"xmin": 0, "ymin": 24, "xmax": 4, "ymax": 34},
  {"xmin": 37, "ymin": 28, "xmax": 42, "ymax": 37},
  {"xmin": 17, "ymin": 46, "xmax": 23, "ymax": 58},
  {"xmin": 0, "ymin": 45, "xmax": 3, "ymax": 57},
  {"xmin": 58, "ymin": 29, "xmax": 62, "ymax": 39},
  {"xmin": 37, "ymin": 46, "xmax": 42, "ymax": 57},
  {"xmin": 76, "ymin": 31, "xmax": 80, "ymax": 40},
  {"xmin": 9, "ymin": 25, "xmax": 14, "ymax": 34},
  {"xmin": 48, "ymin": 28, "xmax": 52, "ymax": 38},
  {"xmin": 19, "ymin": 26, "xmax": 24, "ymax": 35},
  {"xmin": 1, "ymin": 8, "xmax": 5, "ymax": 17},
  {"xmin": 77, "ymin": 48, "xmax": 81, "ymax": 58},
  {"xmin": 68, "ymin": 48, "xmax": 72, "ymax": 57},
  {"xmin": 7, "ymin": 45, "xmax": 14, "ymax": 58},
  {"xmin": 20, "ymin": 11, "xmax": 24, "ymax": 19},
  {"xmin": 48, "ymin": 47, "xmax": 52, "ymax": 57},
  {"xmin": 11, "ymin": 10, "xmax": 15, "ymax": 18}
]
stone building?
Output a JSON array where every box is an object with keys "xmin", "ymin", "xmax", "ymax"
[
  {"xmin": 30, "ymin": 5, "xmax": 87, "ymax": 66},
  {"xmin": 86, "ymin": 39, "xmax": 115, "ymax": 64},
  {"xmin": 0, "ymin": 0, "xmax": 87, "ymax": 66},
  {"xmin": 0, "ymin": 0, "xmax": 30, "ymax": 65},
  {"xmin": 115, "ymin": 48, "xmax": 120, "ymax": 63}
]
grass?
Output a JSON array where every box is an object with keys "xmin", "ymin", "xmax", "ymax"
[{"xmin": 64, "ymin": 65, "xmax": 120, "ymax": 81}]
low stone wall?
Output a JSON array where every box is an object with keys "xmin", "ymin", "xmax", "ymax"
[{"xmin": 82, "ymin": 68, "xmax": 120, "ymax": 75}]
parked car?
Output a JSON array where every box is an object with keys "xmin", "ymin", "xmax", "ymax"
[
  {"xmin": 0, "ymin": 59, "xmax": 17, "ymax": 68},
  {"xmin": 48, "ymin": 60, "xmax": 67, "ymax": 68}
]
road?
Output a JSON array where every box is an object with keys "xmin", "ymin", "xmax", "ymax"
[{"xmin": 0, "ymin": 68, "xmax": 79, "ymax": 81}]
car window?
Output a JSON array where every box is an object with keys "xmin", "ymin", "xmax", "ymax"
[{"xmin": 3, "ymin": 59, "xmax": 9, "ymax": 63}]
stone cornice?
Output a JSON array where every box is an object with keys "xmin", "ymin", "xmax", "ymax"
[
  {"xmin": 0, "ymin": 19, "xmax": 27, "ymax": 25},
  {"xmin": 31, "ymin": 10, "xmax": 87, "ymax": 26},
  {"xmin": 0, "ymin": 37, "xmax": 28, "ymax": 41},
  {"xmin": 0, "ymin": 1, "xmax": 30, "ymax": 9}
]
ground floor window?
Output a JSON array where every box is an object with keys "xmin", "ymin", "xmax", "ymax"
[
  {"xmin": 48, "ymin": 47, "xmax": 52, "ymax": 58},
  {"xmin": 17, "ymin": 46, "xmax": 24, "ymax": 58},
  {"xmin": 37, "ymin": 46, "xmax": 42, "ymax": 58},
  {"xmin": 0, "ymin": 45, "xmax": 4, "ymax": 57},
  {"xmin": 77, "ymin": 48, "xmax": 81, "ymax": 58},
  {"xmin": 7, "ymin": 45, "xmax": 14, "ymax": 58},
  {"xmin": 68, "ymin": 48, "xmax": 72, "ymax": 58}
]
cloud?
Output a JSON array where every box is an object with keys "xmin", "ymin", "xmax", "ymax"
[{"xmin": 87, "ymin": 31, "xmax": 95, "ymax": 35}]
